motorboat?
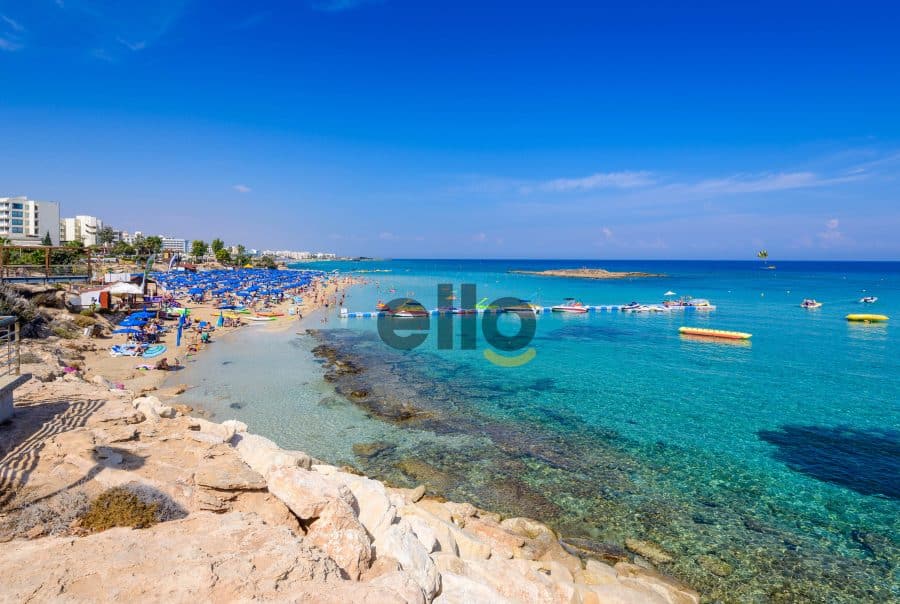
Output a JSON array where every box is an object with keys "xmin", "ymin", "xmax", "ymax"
[
  {"xmin": 860, "ymin": 296, "xmax": 878, "ymax": 304},
  {"xmin": 551, "ymin": 299, "xmax": 588, "ymax": 313},
  {"xmin": 800, "ymin": 299, "xmax": 823, "ymax": 309},
  {"xmin": 391, "ymin": 301, "xmax": 429, "ymax": 318},
  {"xmin": 375, "ymin": 301, "xmax": 389, "ymax": 311},
  {"xmin": 663, "ymin": 296, "xmax": 716, "ymax": 311},
  {"xmin": 621, "ymin": 301, "xmax": 641, "ymax": 311},
  {"xmin": 623, "ymin": 304, "xmax": 670, "ymax": 313}
]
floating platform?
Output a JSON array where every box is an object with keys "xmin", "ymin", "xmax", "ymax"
[{"xmin": 337, "ymin": 304, "xmax": 714, "ymax": 318}]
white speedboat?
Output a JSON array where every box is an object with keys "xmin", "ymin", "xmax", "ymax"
[
  {"xmin": 860, "ymin": 296, "xmax": 878, "ymax": 304},
  {"xmin": 551, "ymin": 299, "xmax": 588, "ymax": 313},
  {"xmin": 801, "ymin": 299, "xmax": 823, "ymax": 309}
]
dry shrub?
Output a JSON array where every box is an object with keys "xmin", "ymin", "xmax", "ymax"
[
  {"xmin": 80, "ymin": 487, "xmax": 159, "ymax": 532},
  {"xmin": 73, "ymin": 315, "xmax": 96, "ymax": 328}
]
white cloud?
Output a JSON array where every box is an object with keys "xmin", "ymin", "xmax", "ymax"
[
  {"xmin": 817, "ymin": 217, "xmax": 844, "ymax": 246},
  {"xmin": 684, "ymin": 171, "xmax": 861, "ymax": 195},
  {"xmin": 524, "ymin": 171, "xmax": 655, "ymax": 194},
  {"xmin": 0, "ymin": 37, "xmax": 22, "ymax": 51},
  {"xmin": 601, "ymin": 227, "xmax": 614, "ymax": 239},
  {"xmin": 1, "ymin": 15, "xmax": 24, "ymax": 32},
  {"xmin": 472, "ymin": 232, "xmax": 487, "ymax": 242},
  {"xmin": 232, "ymin": 184, "xmax": 252, "ymax": 193},
  {"xmin": 378, "ymin": 231, "xmax": 396, "ymax": 240},
  {"xmin": 116, "ymin": 37, "xmax": 147, "ymax": 51}
]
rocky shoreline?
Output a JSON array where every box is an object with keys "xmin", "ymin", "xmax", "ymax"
[{"xmin": 0, "ymin": 341, "xmax": 699, "ymax": 603}]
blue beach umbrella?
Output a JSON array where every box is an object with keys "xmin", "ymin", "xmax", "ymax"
[{"xmin": 114, "ymin": 327, "xmax": 142, "ymax": 335}]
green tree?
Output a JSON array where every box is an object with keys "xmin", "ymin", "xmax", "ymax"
[
  {"xmin": 112, "ymin": 240, "xmax": 134, "ymax": 257},
  {"xmin": 191, "ymin": 240, "xmax": 208, "ymax": 260},
  {"xmin": 41, "ymin": 231, "xmax": 53, "ymax": 246},
  {"xmin": 98, "ymin": 225, "xmax": 117, "ymax": 249},
  {"xmin": 210, "ymin": 238, "xmax": 225, "ymax": 254},
  {"xmin": 144, "ymin": 235, "xmax": 163, "ymax": 254},
  {"xmin": 214, "ymin": 248, "xmax": 231, "ymax": 264}
]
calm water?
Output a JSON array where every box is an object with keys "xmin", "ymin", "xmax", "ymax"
[{"xmin": 172, "ymin": 260, "xmax": 899, "ymax": 602}]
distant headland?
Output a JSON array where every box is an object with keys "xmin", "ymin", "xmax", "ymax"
[{"xmin": 509, "ymin": 268, "xmax": 665, "ymax": 279}]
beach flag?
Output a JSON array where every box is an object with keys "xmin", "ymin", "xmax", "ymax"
[
  {"xmin": 176, "ymin": 323, "xmax": 183, "ymax": 347},
  {"xmin": 216, "ymin": 312, "xmax": 224, "ymax": 327}
]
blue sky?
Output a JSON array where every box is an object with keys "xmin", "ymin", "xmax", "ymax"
[{"xmin": 1, "ymin": 0, "xmax": 899, "ymax": 259}]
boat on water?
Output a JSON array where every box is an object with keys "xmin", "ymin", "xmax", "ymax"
[
  {"xmin": 846, "ymin": 314, "xmax": 889, "ymax": 322},
  {"xmin": 621, "ymin": 301, "xmax": 641, "ymax": 311},
  {"xmin": 624, "ymin": 304, "xmax": 670, "ymax": 313},
  {"xmin": 679, "ymin": 326, "xmax": 752, "ymax": 340},
  {"xmin": 860, "ymin": 296, "xmax": 878, "ymax": 304},
  {"xmin": 801, "ymin": 299, "xmax": 823, "ymax": 309},
  {"xmin": 551, "ymin": 299, "xmax": 588, "ymax": 313},
  {"xmin": 663, "ymin": 296, "xmax": 716, "ymax": 311},
  {"xmin": 375, "ymin": 301, "xmax": 389, "ymax": 311},
  {"xmin": 391, "ymin": 301, "xmax": 429, "ymax": 318}
]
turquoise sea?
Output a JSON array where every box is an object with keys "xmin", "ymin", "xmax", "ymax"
[{"xmin": 171, "ymin": 260, "xmax": 899, "ymax": 602}]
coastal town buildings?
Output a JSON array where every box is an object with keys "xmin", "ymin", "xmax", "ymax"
[
  {"xmin": 0, "ymin": 196, "xmax": 60, "ymax": 245},
  {"xmin": 60, "ymin": 215, "xmax": 103, "ymax": 246},
  {"xmin": 161, "ymin": 236, "xmax": 188, "ymax": 254}
]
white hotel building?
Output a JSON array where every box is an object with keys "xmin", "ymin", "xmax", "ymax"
[
  {"xmin": 0, "ymin": 196, "xmax": 61, "ymax": 245},
  {"xmin": 61, "ymin": 215, "xmax": 104, "ymax": 247}
]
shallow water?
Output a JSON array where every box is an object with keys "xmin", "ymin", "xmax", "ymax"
[{"xmin": 171, "ymin": 260, "xmax": 900, "ymax": 602}]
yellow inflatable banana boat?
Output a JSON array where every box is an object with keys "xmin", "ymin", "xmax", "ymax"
[
  {"xmin": 846, "ymin": 314, "xmax": 889, "ymax": 322},
  {"xmin": 679, "ymin": 326, "xmax": 752, "ymax": 340}
]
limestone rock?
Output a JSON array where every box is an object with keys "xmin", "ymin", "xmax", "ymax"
[
  {"xmin": 462, "ymin": 518, "xmax": 525, "ymax": 560},
  {"xmin": 189, "ymin": 418, "xmax": 236, "ymax": 441},
  {"xmin": 624, "ymin": 538, "xmax": 674, "ymax": 565},
  {"xmin": 614, "ymin": 562, "xmax": 701, "ymax": 604},
  {"xmin": 405, "ymin": 514, "xmax": 439, "ymax": 553},
  {"xmin": 222, "ymin": 419, "xmax": 248, "ymax": 433},
  {"xmin": 306, "ymin": 499, "xmax": 374, "ymax": 580},
  {"xmin": 194, "ymin": 454, "xmax": 266, "ymax": 491},
  {"xmin": 232, "ymin": 432, "xmax": 312, "ymax": 477},
  {"xmin": 434, "ymin": 571, "xmax": 515, "ymax": 604},
  {"xmin": 0, "ymin": 512, "xmax": 347, "ymax": 602},
  {"xmin": 328, "ymin": 471, "xmax": 396, "ymax": 540},
  {"xmin": 409, "ymin": 484, "xmax": 426, "ymax": 502},
  {"xmin": 368, "ymin": 571, "xmax": 426, "ymax": 604},
  {"xmin": 378, "ymin": 519, "xmax": 441, "ymax": 601},
  {"xmin": 267, "ymin": 466, "xmax": 356, "ymax": 520}
]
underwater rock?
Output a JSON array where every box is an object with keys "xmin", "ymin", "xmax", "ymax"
[
  {"xmin": 396, "ymin": 459, "xmax": 453, "ymax": 490},
  {"xmin": 851, "ymin": 529, "xmax": 897, "ymax": 560},
  {"xmin": 560, "ymin": 537, "xmax": 631, "ymax": 564},
  {"xmin": 624, "ymin": 538, "xmax": 673, "ymax": 565},
  {"xmin": 350, "ymin": 389, "xmax": 369, "ymax": 399},
  {"xmin": 353, "ymin": 441, "xmax": 397, "ymax": 460},
  {"xmin": 696, "ymin": 554, "xmax": 733, "ymax": 577}
]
